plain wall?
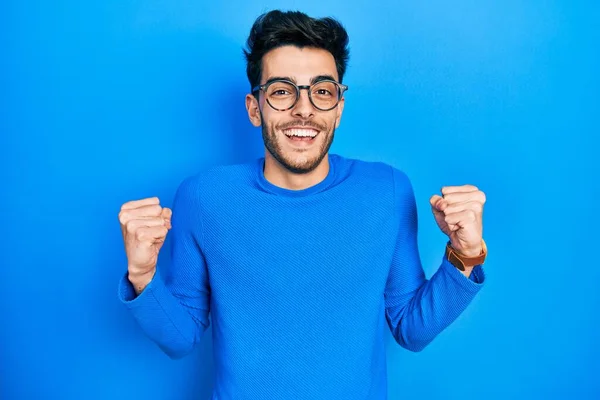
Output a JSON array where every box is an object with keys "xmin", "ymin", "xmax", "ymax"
[{"xmin": 1, "ymin": 1, "xmax": 598, "ymax": 399}]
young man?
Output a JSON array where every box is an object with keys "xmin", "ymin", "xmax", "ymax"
[{"xmin": 118, "ymin": 10, "xmax": 487, "ymax": 400}]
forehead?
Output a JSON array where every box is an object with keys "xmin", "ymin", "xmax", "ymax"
[{"xmin": 261, "ymin": 45, "xmax": 339, "ymax": 83}]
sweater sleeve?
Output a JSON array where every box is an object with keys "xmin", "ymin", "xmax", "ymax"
[
  {"xmin": 117, "ymin": 176, "xmax": 211, "ymax": 359},
  {"xmin": 383, "ymin": 168, "xmax": 485, "ymax": 352}
]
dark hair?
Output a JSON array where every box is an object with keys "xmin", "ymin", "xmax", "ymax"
[{"xmin": 243, "ymin": 10, "xmax": 350, "ymax": 93}]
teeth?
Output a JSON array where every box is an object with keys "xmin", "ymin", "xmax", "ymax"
[{"xmin": 284, "ymin": 129, "xmax": 318, "ymax": 138}]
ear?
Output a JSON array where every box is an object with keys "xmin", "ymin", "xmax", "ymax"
[
  {"xmin": 334, "ymin": 96, "xmax": 345, "ymax": 129},
  {"xmin": 245, "ymin": 93, "xmax": 262, "ymax": 127}
]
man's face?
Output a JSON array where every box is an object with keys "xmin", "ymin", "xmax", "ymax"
[{"xmin": 246, "ymin": 46, "xmax": 345, "ymax": 174}]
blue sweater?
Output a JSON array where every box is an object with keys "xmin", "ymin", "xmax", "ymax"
[{"xmin": 118, "ymin": 153, "xmax": 485, "ymax": 399}]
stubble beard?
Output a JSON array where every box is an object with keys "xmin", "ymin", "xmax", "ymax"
[{"xmin": 261, "ymin": 117, "xmax": 335, "ymax": 175}]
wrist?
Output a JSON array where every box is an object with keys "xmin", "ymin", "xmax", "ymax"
[
  {"xmin": 128, "ymin": 269, "xmax": 156, "ymax": 295},
  {"xmin": 456, "ymin": 246, "xmax": 483, "ymax": 258},
  {"xmin": 459, "ymin": 265, "xmax": 475, "ymax": 278},
  {"xmin": 445, "ymin": 239, "xmax": 487, "ymax": 272}
]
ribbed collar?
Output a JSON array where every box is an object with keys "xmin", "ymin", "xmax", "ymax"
[{"xmin": 255, "ymin": 153, "xmax": 337, "ymax": 197}]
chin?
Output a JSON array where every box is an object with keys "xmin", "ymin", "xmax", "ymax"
[
  {"xmin": 262, "ymin": 122, "xmax": 334, "ymax": 174},
  {"xmin": 283, "ymin": 150, "xmax": 328, "ymax": 174}
]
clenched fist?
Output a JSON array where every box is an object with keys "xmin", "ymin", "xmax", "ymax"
[
  {"xmin": 429, "ymin": 185, "xmax": 486, "ymax": 258},
  {"xmin": 118, "ymin": 196, "xmax": 172, "ymax": 294}
]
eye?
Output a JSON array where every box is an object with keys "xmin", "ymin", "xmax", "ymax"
[
  {"xmin": 312, "ymin": 81, "xmax": 337, "ymax": 98},
  {"xmin": 268, "ymin": 84, "xmax": 296, "ymax": 97}
]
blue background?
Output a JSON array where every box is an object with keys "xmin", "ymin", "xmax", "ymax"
[{"xmin": 2, "ymin": 1, "xmax": 598, "ymax": 399}]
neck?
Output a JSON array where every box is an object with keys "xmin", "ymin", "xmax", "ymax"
[{"xmin": 263, "ymin": 152, "xmax": 330, "ymax": 191}]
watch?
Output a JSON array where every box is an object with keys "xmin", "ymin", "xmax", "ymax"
[{"xmin": 445, "ymin": 239, "xmax": 487, "ymax": 271}]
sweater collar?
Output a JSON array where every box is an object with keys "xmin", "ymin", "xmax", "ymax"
[{"xmin": 255, "ymin": 153, "xmax": 337, "ymax": 197}]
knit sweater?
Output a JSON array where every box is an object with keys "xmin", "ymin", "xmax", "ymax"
[{"xmin": 118, "ymin": 152, "xmax": 485, "ymax": 399}]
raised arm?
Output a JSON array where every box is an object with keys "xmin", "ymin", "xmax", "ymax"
[
  {"xmin": 118, "ymin": 176, "xmax": 211, "ymax": 359},
  {"xmin": 384, "ymin": 168, "xmax": 485, "ymax": 352}
]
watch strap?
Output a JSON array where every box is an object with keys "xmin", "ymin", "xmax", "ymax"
[{"xmin": 445, "ymin": 239, "xmax": 487, "ymax": 271}]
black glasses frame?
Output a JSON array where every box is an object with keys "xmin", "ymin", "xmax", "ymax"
[{"xmin": 252, "ymin": 79, "xmax": 349, "ymax": 111}]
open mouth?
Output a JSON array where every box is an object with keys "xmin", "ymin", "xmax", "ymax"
[{"xmin": 283, "ymin": 128, "xmax": 319, "ymax": 144}]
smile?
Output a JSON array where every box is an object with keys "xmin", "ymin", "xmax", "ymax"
[
  {"xmin": 283, "ymin": 128, "xmax": 319, "ymax": 139},
  {"xmin": 283, "ymin": 128, "xmax": 319, "ymax": 144}
]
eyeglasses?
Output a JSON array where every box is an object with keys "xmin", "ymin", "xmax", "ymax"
[{"xmin": 252, "ymin": 79, "xmax": 349, "ymax": 112}]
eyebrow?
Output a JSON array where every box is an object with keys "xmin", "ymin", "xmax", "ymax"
[{"xmin": 264, "ymin": 74, "xmax": 338, "ymax": 86}]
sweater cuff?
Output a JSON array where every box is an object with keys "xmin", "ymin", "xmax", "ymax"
[
  {"xmin": 440, "ymin": 255, "xmax": 486, "ymax": 292},
  {"xmin": 468, "ymin": 264, "xmax": 485, "ymax": 284},
  {"xmin": 118, "ymin": 269, "xmax": 165, "ymax": 308}
]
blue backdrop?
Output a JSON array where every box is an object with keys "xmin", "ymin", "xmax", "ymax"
[{"xmin": 2, "ymin": 1, "xmax": 598, "ymax": 399}]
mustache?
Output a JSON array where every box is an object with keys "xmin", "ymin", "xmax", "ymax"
[{"xmin": 277, "ymin": 120, "xmax": 327, "ymax": 132}]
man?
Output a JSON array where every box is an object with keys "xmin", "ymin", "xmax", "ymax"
[{"xmin": 117, "ymin": 9, "xmax": 487, "ymax": 400}]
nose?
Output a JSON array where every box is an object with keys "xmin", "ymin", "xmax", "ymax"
[{"xmin": 291, "ymin": 88, "xmax": 315, "ymax": 119}]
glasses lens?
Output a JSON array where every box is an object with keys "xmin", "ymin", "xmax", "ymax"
[
  {"xmin": 311, "ymin": 81, "xmax": 339, "ymax": 110},
  {"xmin": 266, "ymin": 81, "xmax": 297, "ymax": 110}
]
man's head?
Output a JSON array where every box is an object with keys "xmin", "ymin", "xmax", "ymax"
[{"xmin": 243, "ymin": 10, "xmax": 350, "ymax": 174}]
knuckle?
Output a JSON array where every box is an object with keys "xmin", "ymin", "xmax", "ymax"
[
  {"xmin": 468, "ymin": 210, "xmax": 477, "ymax": 220},
  {"xmin": 479, "ymin": 191, "xmax": 487, "ymax": 204},
  {"xmin": 118, "ymin": 210, "xmax": 128, "ymax": 222},
  {"xmin": 126, "ymin": 221, "xmax": 138, "ymax": 235},
  {"xmin": 135, "ymin": 228, "xmax": 146, "ymax": 241}
]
